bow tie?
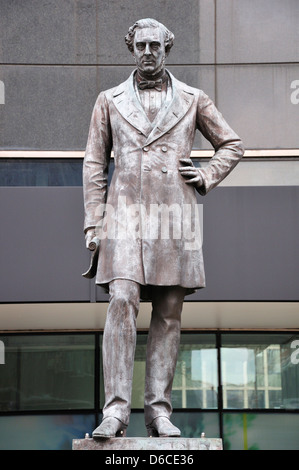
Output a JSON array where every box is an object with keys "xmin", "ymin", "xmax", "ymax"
[{"xmin": 138, "ymin": 78, "xmax": 163, "ymax": 91}]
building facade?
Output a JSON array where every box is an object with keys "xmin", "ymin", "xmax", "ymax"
[{"xmin": 0, "ymin": 0, "xmax": 298, "ymax": 450}]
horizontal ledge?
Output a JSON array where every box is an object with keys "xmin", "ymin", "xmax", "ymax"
[
  {"xmin": 0, "ymin": 302, "xmax": 298, "ymax": 331},
  {"xmin": 0, "ymin": 149, "xmax": 298, "ymax": 159},
  {"xmin": 72, "ymin": 437, "xmax": 223, "ymax": 451}
]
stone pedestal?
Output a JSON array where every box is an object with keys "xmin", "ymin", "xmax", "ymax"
[{"xmin": 72, "ymin": 436, "xmax": 222, "ymax": 451}]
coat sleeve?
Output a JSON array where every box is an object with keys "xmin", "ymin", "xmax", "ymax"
[
  {"xmin": 83, "ymin": 92, "xmax": 112, "ymax": 233},
  {"xmin": 195, "ymin": 91, "xmax": 245, "ymax": 195}
]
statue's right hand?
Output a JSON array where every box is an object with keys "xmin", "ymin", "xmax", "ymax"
[
  {"xmin": 85, "ymin": 229, "xmax": 96, "ymax": 250},
  {"xmin": 82, "ymin": 230, "xmax": 100, "ymax": 279}
]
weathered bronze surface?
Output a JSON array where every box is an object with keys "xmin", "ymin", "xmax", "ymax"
[{"xmin": 83, "ymin": 18, "xmax": 244, "ymax": 437}]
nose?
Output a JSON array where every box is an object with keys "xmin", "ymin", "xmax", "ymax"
[{"xmin": 144, "ymin": 43, "xmax": 151, "ymax": 55}]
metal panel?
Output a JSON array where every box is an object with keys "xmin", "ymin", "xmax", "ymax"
[
  {"xmin": 0, "ymin": 187, "xmax": 90, "ymax": 302},
  {"xmin": 188, "ymin": 186, "xmax": 299, "ymax": 301},
  {"xmin": 0, "ymin": 186, "xmax": 298, "ymax": 303}
]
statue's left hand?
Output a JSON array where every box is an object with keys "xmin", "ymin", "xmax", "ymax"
[{"xmin": 179, "ymin": 158, "xmax": 204, "ymax": 189}]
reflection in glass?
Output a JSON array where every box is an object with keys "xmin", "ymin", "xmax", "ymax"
[
  {"xmin": 0, "ymin": 414, "xmax": 95, "ymax": 450},
  {"xmin": 223, "ymin": 412, "xmax": 299, "ymax": 450},
  {"xmin": 221, "ymin": 334, "xmax": 299, "ymax": 409},
  {"xmin": 0, "ymin": 334, "xmax": 95, "ymax": 411},
  {"xmin": 173, "ymin": 335, "xmax": 218, "ymax": 408}
]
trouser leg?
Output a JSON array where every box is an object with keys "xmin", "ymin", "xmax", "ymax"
[
  {"xmin": 102, "ymin": 279, "xmax": 140, "ymax": 425},
  {"xmin": 144, "ymin": 286, "xmax": 186, "ymax": 425}
]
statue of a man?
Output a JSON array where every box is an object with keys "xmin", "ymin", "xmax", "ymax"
[{"xmin": 83, "ymin": 18, "xmax": 244, "ymax": 438}]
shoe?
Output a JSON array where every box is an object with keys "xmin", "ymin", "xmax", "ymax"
[
  {"xmin": 146, "ymin": 417, "xmax": 181, "ymax": 437},
  {"xmin": 92, "ymin": 417, "xmax": 127, "ymax": 439}
]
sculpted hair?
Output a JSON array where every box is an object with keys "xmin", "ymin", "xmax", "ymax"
[{"xmin": 125, "ymin": 18, "xmax": 175, "ymax": 54}]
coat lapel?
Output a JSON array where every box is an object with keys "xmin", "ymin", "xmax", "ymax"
[
  {"xmin": 112, "ymin": 72, "xmax": 153, "ymax": 137},
  {"xmin": 112, "ymin": 70, "xmax": 195, "ymax": 143},
  {"xmin": 145, "ymin": 72, "xmax": 195, "ymax": 146}
]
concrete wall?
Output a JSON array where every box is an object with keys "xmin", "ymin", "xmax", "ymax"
[{"xmin": 1, "ymin": 0, "xmax": 298, "ymax": 150}]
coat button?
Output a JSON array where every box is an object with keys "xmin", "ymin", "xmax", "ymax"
[
  {"xmin": 161, "ymin": 166, "xmax": 168, "ymax": 173},
  {"xmin": 161, "ymin": 146, "xmax": 167, "ymax": 152},
  {"xmin": 143, "ymin": 146, "xmax": 150, "ymax": 152}
]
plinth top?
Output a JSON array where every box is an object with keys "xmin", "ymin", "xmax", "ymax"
[{"xmin": 72, "ymin": 437, "xmax": 223, "ymax": 451}]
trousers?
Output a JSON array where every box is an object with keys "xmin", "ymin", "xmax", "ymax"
[{"xmin": 101, "ymin": 279, "xmax": 186, "ymax": 426}]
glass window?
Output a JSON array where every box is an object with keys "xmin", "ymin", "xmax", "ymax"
[
  {"xmin": 0, "ymin": 159, "xmax": 83, "ymax": 186},
  {"xmin": 171, "ymin": 411, "xmax": 220, "ymax": 439},
  {"xmin": 100, "ymin": 333, "xmax": 218, "ymax": 410},
  {"xmin": 0, "ymin": 159, "xmax": 115, "ymax": 186},
  {"xmin": 173, "ymin": 334, "xmax": 218, "ymax": 409},
  {"xmin": 0, "ymin": 414, "xmax": 95, "ymax": 450},
  {"xmin": 0, "ymin": 334, "xmax": 95, "ymax": 411},
  {"xmin": 223, "ymin": 412, "xmax": 299, "ymax": 450},
  {"xmin": 221, "ymin": 333, "xmax": 299, "ymax": 410},
  {"xmin": 2, "ymin": 330, "xmax": 299, "ymax": 450}
]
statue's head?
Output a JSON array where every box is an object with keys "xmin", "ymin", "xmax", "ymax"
[{"xmin": 125, "ymin": 18, "xmax": 174, "ymax": 77}]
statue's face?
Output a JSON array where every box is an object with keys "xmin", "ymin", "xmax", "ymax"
[{"xmin": 133, "ymin": 27, "xmax": 166, "ymax": 76}]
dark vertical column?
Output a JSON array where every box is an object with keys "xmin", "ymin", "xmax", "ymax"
[{"xmin": 216, "ymin": 331, "xmax": 223, "ymax": 440}]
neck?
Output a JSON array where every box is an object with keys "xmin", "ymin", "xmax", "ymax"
[{"xmin": 137, "ymin": 67, "xmax": 166, "ymax": 81}]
